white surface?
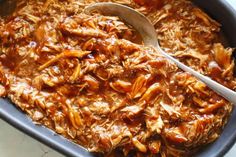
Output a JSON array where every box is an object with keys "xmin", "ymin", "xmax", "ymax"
[
  {"xmin": 0, "ymin": 0, "xmax": 236, "ymax": 157},
  {"xmin": 0, "ymin": 120, "xmax": 64, "ymax": 157}
]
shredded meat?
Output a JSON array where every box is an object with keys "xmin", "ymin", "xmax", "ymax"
[{"xmin": 0, "ymin": 0, "xmax": 235, "ymax": 157}]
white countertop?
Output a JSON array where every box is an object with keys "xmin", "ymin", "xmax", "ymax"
[{"xmin": 0, "ymin": 0, "xmax": 236, "ymax": 157}]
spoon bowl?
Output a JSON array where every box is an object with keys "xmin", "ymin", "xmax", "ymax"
[
  {"xmin": 85, "ymin": 2, "xmax": 236, "ymax": 105},
  {"xmin": 84, "ymin": 3, "xmax": 158, "ymax": 47}
]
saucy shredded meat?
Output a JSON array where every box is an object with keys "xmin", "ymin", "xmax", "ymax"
[{"xmin": 0, "ymin": 0, "xmax": 235, "ymax": 156}]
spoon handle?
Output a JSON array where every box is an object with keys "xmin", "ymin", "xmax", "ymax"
[
  {"xmin": 157, "ymin": 47, "xmax": 236, "ymax": 104},
  {"xmin": 84, "ymin": 2, "xmax": 236, "ymax": 105}
]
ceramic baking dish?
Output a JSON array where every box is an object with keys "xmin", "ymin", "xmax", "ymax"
[{"xmin": 0, "ymin": 0, "xmax": 236, "ymax": 156}]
